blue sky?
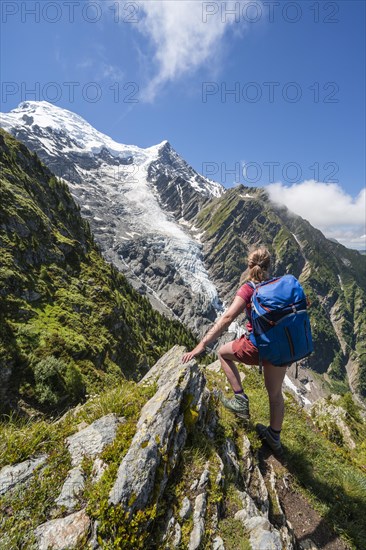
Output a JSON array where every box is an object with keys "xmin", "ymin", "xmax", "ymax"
[{"xmin": 1, "ymin": 0, "xmax": 365, "ymax": 248}]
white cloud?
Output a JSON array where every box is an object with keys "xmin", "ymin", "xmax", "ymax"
[
  {"xmin": 135, "ymin": 0, "xmax": 255, "ymax": 102},
  {"xmin": 76, "ymin": 57, "xmax": 124, "ymax": 82},
  {"xmin": 267, "ymin": 180, "xmax": 366, "ymax": 250},
  {"xmin": 100, "ymin": 63, "xmax": 124, "ymax": 81}
]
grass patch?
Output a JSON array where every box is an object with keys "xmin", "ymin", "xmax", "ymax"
[
  {"xmin": 0, "ymin": 380, "xmax": 155, "ymax": 548},
  {"xmin": 204, "ymin": 362, "xmax": 366, "ymax": 549},
  {"xmin": 218, "ymin": 516, "xmax": 251, "ymax": 550},
  {"xmin": 0, "ymin": 380, "xmax": 155, "ymax": 468},
  {"xmin": 282, "ymin": 399, "xmax": 366, "ymax": 548}
]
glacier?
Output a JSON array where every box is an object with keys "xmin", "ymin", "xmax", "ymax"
[{"xmin": 1, "ymin": 101, "xmax": 226, "ymax": 330}]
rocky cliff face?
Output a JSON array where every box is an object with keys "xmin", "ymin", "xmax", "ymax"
[{"xmin": 1, "ymin": 347, "xmax": 364, "ymax": 549}]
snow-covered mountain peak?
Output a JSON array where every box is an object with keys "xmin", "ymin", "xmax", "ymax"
[
  {"xmin": 2, "ymin": 103, "xmax": 153, "ymax": 159},
  {"xmin": 1, "ymin": 100, "xmax": 146, "ymax": 159},
  {"xmin": 0, "ymin": 101, "xmax": 226, "ymax": 328},
  {"xmin": 150, "ymin": 138, "xmax": 223, "ymax": 198},
  {"xmin": 1, "ymin": 101, "xmax": 224, "ymax": 199}
]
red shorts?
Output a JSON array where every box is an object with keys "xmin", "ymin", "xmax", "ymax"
[{"xmin": 232, "ymin": 335, "xmax": 272, "ymax": 367}]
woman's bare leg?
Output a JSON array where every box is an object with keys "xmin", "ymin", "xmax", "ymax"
[
  {"xmin": 217, "ymin": 342, "xmax": 243, "ymax": 392},
  {"xmin": 263, "ymin": 363, "xmax": 287, "ymax": 431}
]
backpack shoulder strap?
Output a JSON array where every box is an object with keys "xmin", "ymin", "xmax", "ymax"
[{"xmin": 245, "ymin": 280, "xmax": 256, "ymax": 291}]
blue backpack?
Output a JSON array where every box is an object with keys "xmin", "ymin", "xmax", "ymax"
[{"xmin": 248, "ymin": 275, "xmax": 313, "ymax": 372}]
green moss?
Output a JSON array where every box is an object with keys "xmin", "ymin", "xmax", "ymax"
[
  {"xmin": 218, "ymin": 517, "xmax": 251, "ymax": 549},
  {"xmin": 91, "ymin": 501, "xmax": 157, "ymax": 549},
  {"xmin": 183, "ymin": 393, "xmax": 200, "ymax": 430}
]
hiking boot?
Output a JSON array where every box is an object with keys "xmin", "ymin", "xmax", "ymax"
[
  {"xmin": 217, "ymin": 391, "xmax": 250, "ymax": 420},
  {"xmin": 256, "ymin": 423, "xmax": 283, "ymax": 456}
]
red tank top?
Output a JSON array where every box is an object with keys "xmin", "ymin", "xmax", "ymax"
[{"xmin": 236, "ymin": 282, "xmax": 254, "ymax": 332}]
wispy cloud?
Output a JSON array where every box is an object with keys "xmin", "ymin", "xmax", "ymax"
[
  {"xmin": 134, "ymin": 0, "xmax": 255, "ymax": 102},
  {"xmin": 267, "ymin": 180, "xmax": 366, "ymax": 250},
  {"xmin": 76, "ymin": 52, "xmax": 124, "ymax": 82}
]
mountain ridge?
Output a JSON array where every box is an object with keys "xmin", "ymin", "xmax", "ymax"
[
  {"xmin": 1, "ymin": 101, "xmax": 225, "ymax": 332},
  {"xmin": 1, "ymin": 101, "xmax": 365, "ymax": 399},
  {"xmin": 195, "ymin": 184, "xmax": 366, "ymax": 394},
  {"xmin": 1, "ymin": 346, "xmax": 365, "ymax": 549}
]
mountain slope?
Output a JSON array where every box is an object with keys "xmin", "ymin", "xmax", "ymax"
[
  {"xmin": 1, "ymin": 101, "xmax": 224, "ymax": 331},
  {"xmin": 194, "ymin": 185, "xmax": 366, "ymax": 395},
  {"xmin": 0, "ymin": 128, "xmax": 196, "ymax": 413},
  {"xmin": 1, "ymin": 348, "xmax": 365, "ymax": 549}
]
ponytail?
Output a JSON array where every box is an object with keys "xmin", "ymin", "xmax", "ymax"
[{"xmin": 242, "ymin": 247, "xmax": 271, "ymax": 283}]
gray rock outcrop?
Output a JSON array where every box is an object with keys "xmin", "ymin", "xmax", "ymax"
[
  {"xmin": 51, "ymin": 413, "xmax": 122, "ymax": 515},
  {"xmin": 212, "ymin": 536, "xmax": 225, "ymax": 549},
  {"xmin": 0, "ymin": 454, "xmax": 47, "ymax": 496},
  {"xmin": 66, "ymin": 413, "xmax": 121, "ymax": 466},
  {"xmin": 109, "ymin": 346, "xmax": 206, "ymax": 512},
  {"xmin": 34, "ymin": 509, "xmax": 90, "ymax": 550},
  {"xmin": 1, "ymin": 348, "xmax": 308, "ymax": 549},
  {"xmin": 189, "ymin": 492, "xmax": 207, "ymax": 550},
  {"xmin": 54, "ymin": 467, "xmax": 85, "ymax": 511},
  {"xmin": 179, "ymin": 496, "xmax": 192, "ymax": 520},
  {"xmin": 235, "ymin": 499, "xmax": 282, "ymax": 550}
]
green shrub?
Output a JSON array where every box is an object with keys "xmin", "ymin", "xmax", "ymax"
[
  {"xmin": 340, "ymin": 392, "xmax": 363, "ymax": 424},
  {"xmin": 328, "ymin": 351, "xmax": 347, "ymax": 381},
  {"xmin": 63, "ymin": 362, "xmax": 85, "ymax": 402},
  {"xmin": 33, "ymin": 356, "xmax": 84, "ymax": 407}
]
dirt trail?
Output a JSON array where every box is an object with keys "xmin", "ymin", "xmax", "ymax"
[{"xmin": 258, "ymin": 448, "xmax": 350, "ymax": 550}]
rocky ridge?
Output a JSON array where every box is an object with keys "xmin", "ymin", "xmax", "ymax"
[
  {"xmin": 2, "ymin": 346, "xmax": 362, "ymax": 549},
  {"xmin": 0, "ymin": 347, "xmax": 289, "ymax": 549}
]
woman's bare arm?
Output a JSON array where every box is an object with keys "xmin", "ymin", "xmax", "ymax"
[{"xmin": 181, "ymin": 296, "xmax": 246, "ymax": 363}]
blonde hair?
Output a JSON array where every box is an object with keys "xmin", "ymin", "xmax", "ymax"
[{"xmin": 242, "ymin": 247, "xmax": 271, "ymax": 283}]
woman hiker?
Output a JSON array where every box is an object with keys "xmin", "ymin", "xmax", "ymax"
[{"xmin": 181, "ymin": 246, "xmax": 286, "ymax": 455}]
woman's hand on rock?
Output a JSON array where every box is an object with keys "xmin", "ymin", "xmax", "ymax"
[{"xmin": 181, "ymin": 342, "xmax": 206, "ymax": 364}]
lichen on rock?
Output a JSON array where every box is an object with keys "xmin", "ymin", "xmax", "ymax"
[{"xmin": 108, "ymin": 347, "xmax": 206, "ymax": 513}]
